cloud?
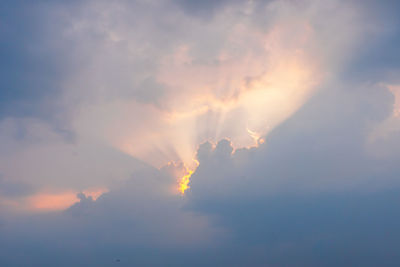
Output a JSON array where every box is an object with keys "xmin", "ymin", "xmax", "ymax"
[
  {"xmin": 1, "ymin": 83, "xmax": 400, "ymax": 266},
  {"xmin": 3, "ymin": 78, "xmax": 400, "ymax": 266},
  {"xmin": 180, "ymin": 81, "xmax": 400, "ymax": 266},
  {"xmin": 188, "ymin": 81, "xmax": 397, "ymax": 201},
  {"xmin": 174, "ymin": 0, "xmax": 243, "ymax": 17},
  {"xmin": 0, "ymin": 165, "xmax": 219, "ymax": 266},
  {"xmin": 0, "ymin": 0, "xmax": 77, "ymax": 121},
  {"xmin": 0, "ymin": 0, "xmax": 375, "ymax": 174},
  {"xmin": 0, "ymin": 173, "xmax": 32, "ymax": 196},
  {"xmin": 1, "ymin": 0, "xmax": 400, "ymax": 266},
  {"xmin": 57, "ymin": 0, "xmax": 368, "ymax": 171}
]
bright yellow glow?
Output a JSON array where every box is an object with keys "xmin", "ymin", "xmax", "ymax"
[
  {"xmin": 177, "ymin": 159, "xmax": 199, "ymax": 195},
  {"xmin": 178, "ymin": 169, "xmax": 193, "ymax": 195}
]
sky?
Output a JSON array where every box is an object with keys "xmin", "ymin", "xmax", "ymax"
[{"xmin": 1, "ymin": 0, "xmax": 400, "ymax": 266}]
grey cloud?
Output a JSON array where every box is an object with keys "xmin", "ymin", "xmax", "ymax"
[
  {"xmin": 0, "ymin": 165, "xmax": 217, "ymax": 266},
  {"xmin": 334, "ymin": 0, "xmax": 400, "ymax": 84},
  {"xmin": 0, "ymin": 175, "xmax": 33, "ymax": 198},
  {"xmin": 188, "ymin": 82, "xmax": 397, "ymax": 201},
  {"xmin": 174, "ymin": 0, "xmax": 241, "ymax": 18},
  {"xmin": 0, "ymin": 1, "xmax": 78, "ymax": 121},
  {"xmin": 181, "ymin": 82, "xmax": 400, "ymax": 265}
]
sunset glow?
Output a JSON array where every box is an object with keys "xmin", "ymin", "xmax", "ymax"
[
  {"xmin": 26, "ymin": 188, "xmax": 108, "ymax": 212},
  {"xmin": 107, "ymin": 23, "xmax": 320, "ymax": 186},
  {"xmin": 178, "ymin": 169, "xmax": 193, "ymax": 195},
  {"xmin": 2, "ymin": 0, "xmax": 400, "ymax": 265},
  {"xmin": 28, "ymin": 192, "xmax": 79, "ymax": 211}
]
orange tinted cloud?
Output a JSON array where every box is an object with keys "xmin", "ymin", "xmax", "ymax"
[
  {"xmin": 21, "ymin": 188, "xmax": 108, "ymax": 212},
  {"xmin": 28, "ymin": 192, "xmax": 79, "ymax": 211}
]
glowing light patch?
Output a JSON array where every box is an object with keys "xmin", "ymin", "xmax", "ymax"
[
  {"xmin": 178, "ymin": 169, "xmax": 193, "ymax": 195},
  {"xmin": 83, "ymin": 188, "xmax": 108, "ymax": 201},
  {"xmin": 247, "ymin": 128, "xmax": 266, "ymax": 147},
  {"xmin": 108, "ymin": 23, "xmax": 320, "ymax": 173},
  {"xmin": 29, "ymin": 192, "xmax": 79, "ymax": 211}
]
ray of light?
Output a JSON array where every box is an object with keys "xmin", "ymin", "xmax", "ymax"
[{"xmin": 78, "ymin": 22, "xmax": 323, "ymax": 194}]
